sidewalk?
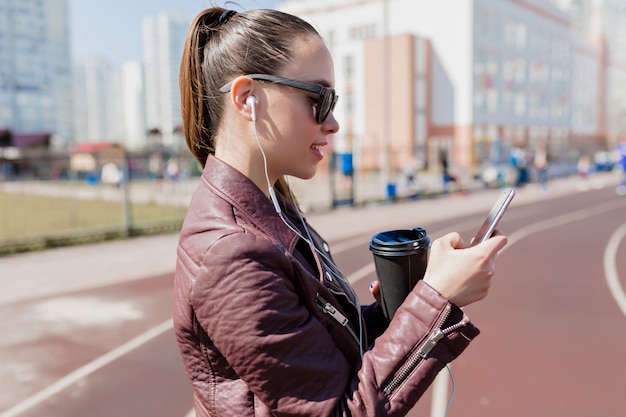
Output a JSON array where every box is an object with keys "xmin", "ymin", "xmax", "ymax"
[
  {"xmin": 0, "ymin": 171, "xmax": 619, "ymax": 307},
  {"xmin": 287, "ymin": 168, "xmax": 486, "ymax": 213}
]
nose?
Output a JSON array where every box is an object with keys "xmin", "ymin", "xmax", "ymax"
[{"xmin": 322, "ymin": 111, "xmax": 340, "ymax": 135}]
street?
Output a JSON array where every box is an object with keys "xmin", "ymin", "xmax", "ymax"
[{"xmin": 1, "ymin": 172, "xmax": 625, "ymax": 416}]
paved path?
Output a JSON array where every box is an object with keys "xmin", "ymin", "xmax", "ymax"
[
  {"xmin": 0, "ymin": 170, "xmax": 621, "ymax": 417},
  {"xmin": 3, "ymin": 173, "xmax": 613, "ymax": 306}
]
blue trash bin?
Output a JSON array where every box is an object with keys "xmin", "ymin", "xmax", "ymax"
[
  {"xmin": 337, "ymin": 153, "xmax": 353, "ymax": 176},
  {"xmin": 386, "ymin": 182, "xmax": 396, "ymax": 199}
]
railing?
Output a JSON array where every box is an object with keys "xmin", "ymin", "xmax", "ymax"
[
  {"xmin": 1, "ymin": 148, "xmax": 549, "ymax": 255},
  {"xmin": 0, "ymin": 151, "xmax": 198, "ymax": 254}
]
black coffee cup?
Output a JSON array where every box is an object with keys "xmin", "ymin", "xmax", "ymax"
[{"xmin": 369, "ymin": 227, "xmax": 430, "ymax": 320}]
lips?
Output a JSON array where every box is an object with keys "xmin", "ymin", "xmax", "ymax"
[{"xmin": 310, "ymin": 143, "xmax": 325, "ymax": 158}]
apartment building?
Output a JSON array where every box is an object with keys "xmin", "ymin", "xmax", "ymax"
[
  {"xmin": 142, "ymin": 11, "xmax": 190, "ymax": 148},
  {"xmin": 278, "ymin": 0, "xmax": 624, "ymax": 178},
  {"xmin": 0, "ymin": 0, "xmax": 72, "ymax": 147},
  {"xmin": 72, "ymin": 58, "xmax": 120, "ymax": 144}
]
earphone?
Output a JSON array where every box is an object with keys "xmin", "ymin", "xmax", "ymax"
[
  {"xmin": 246, "ymin": 95, "xmax": 257, "ymax": 122},
  {"xmin": 248, "ymin": 95, "xmax": 282, "ymax": 214}
]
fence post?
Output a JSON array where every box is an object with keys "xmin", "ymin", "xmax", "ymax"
[{"xmin": 121, "ymin": 153, "xmax": 132, "ymax": 234}]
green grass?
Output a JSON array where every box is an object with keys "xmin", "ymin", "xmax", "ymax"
[{"xmin": 0, "ymin": 191, "xmax": 188, "ymax": 254}]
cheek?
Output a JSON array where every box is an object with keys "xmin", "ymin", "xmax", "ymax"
[
  {"xmin": 278, "ymin": 92, "xmax": 315, "ymax": 123},
  {"xmin": 271, "ymin": 102, "xmax": 316, "ymax": 138}
]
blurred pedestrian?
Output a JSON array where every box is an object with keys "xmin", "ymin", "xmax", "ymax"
[
  {"xmin": 440, "ymin": 151, "xmax": 457, "ymax": 193},
  {"xmin": 402, "ymin": 157, "xmax": 421, "ymax": 198},
  {"xmin": 100, "ymin": 162, "xmax": 122, "ymax": 188},
  {"xmin": 510, "ymin": 144, "xmax": 530, "ymax": 188},
  {"xmin": 533, "ymin": 142, "xmax": 550, "ymax": 193},
  {"xmin": 616, "ymin": 137, "xmax": 626, "ymax": 196},
  {"xmin": 174, "ymin": 7, "xmax": 508, "ymax": 417},
  {"xmin": 577, "ymin": 154, "xmax": 592, "ymax": 190}
]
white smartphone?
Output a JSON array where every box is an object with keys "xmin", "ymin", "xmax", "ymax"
[{"xmin": 470, "ymin": 187, "xmax": 516, "ymax": 246}]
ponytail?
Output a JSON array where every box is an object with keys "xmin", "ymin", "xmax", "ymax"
[{"xmin": 179, "ymin": 8, "xmax": 231, "ymax": 167}]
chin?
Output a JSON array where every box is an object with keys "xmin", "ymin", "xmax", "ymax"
[{"xmin": 293, "ymin": 168, "xmax": 318, "ymax": 180}]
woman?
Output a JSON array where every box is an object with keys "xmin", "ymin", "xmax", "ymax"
[{"xmin": 174, "ymin": 7, "xmax": 508, "ymax": 417}]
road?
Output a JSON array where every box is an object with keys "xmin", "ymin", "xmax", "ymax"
[{"xmin": 1, "ymin": 172, "xmax": 625, "ymax": 416}]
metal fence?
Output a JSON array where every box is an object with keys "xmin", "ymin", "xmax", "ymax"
[
  {"xmin": 0, "ymin": 150, "xmax": 199, "ymax": 254},
  {"xmin": 1, "ymin": 147, "xmax": 575, "ymax": 255}
]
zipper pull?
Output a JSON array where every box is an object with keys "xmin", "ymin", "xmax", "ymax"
[
  {"xmin": 316, "ymin": 294, "xmax": 348, "ymax": 326},
  {"xmin": 417, "ymin": 327, "xmax": 445, "ymax": 358},
  {"xmin": 322, "ymin": 302, "xmax": 349, "ymax": 326}
]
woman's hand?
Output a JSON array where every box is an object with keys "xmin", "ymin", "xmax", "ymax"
[{"xmin": 422, "ymin": 231, "xmax": 508, "ymax": 307}]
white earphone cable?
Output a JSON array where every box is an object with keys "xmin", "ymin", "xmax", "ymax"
[
  {"xmin": 443, "ymin": 365, "xmax": 456, "ymax": 417},
  {"xmin": 252, "ymin": 117, "xmax": 364, "ymax": 357}
]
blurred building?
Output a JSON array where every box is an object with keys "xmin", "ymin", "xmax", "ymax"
[
  {"xmin": 72, "ymin": 59, "xmax": 149, "ymax": 150},
  {"xmin": 142, "ymin": 12, "xmax": 190, "ymax": 149},
  {"xmin": 0, "ymin": 0, "xmax": 73, "ymax": 148},
  {"xmin": 566, "ymin": 0, "xmax": 626, "ymax": 150},
  {"xmin": 278, "ymin": 0, "xmax": 626, "ymax": 178},
  {"xmin": 120, "ymin": 61, "xmax": 147, "ymax": 150},
  {"xmin": 72, "ymin": 10, "xmax": 191, "ymax": 152},
  {"xmin": 72, "ymin": 58, "xmax": 120, "ymax": 144}
]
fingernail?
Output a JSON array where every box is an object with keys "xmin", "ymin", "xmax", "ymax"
[{"xmin": 369, "ymin": 281, "xmax": 375, "ymax": 289}]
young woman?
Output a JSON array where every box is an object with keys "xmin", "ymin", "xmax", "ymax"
[{"xmin": 174, "ymin": 7, "xmax": 508, "ymax": 417}]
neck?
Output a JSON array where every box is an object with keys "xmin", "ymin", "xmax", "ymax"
[{"xmin": 214, "ymin": 143, "xmax": 274, "ymax": 199}]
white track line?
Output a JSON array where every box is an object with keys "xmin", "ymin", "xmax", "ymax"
[
  {"xmin": 603, "ymin": 223, "xmax": 626, "ymax": 318},
  {"xmin": 501, "ymin": 198, "xmax": 626, "ymax": 253},
  {"xmin": 0, "ymin": 319, "xmax": 173, "ymax": 417}
]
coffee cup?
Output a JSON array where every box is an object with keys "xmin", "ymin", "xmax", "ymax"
[{"xmin": 369, "ymin": 227, "xmax": 430, "ymax": 320}]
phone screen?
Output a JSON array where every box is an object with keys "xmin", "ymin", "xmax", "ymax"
[{"xmin": 471, "ymin": 188, "xmax": 515, "ymax": 246}]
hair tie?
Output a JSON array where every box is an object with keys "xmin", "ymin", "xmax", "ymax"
[{"xmin": 218, "ymin": 10, "xmax": 237, "ymax": 25}]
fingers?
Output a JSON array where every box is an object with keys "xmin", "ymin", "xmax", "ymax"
[
  {"xmin": 435, "ymin": 232, "xmax": 465, "ymax": 250},
  {"xmin": 369, "ymin": 280, "xmax": 381, "ymax": 304}
]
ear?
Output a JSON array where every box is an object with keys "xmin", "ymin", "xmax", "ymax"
[{"xmin": 228, "ymin": 76, "xmax": 256, "ymax": 122}]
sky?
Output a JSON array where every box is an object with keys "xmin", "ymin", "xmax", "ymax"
[{"xmin": 69, "ymin": 0, "xmax": 277, "ymax": 66}]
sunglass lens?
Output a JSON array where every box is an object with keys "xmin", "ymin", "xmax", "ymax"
[{"xmin": 317, "ymin": 91, "xmax": 334, "ymax": 123}]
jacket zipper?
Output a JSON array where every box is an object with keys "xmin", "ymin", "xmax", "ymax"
[
  {"xmin": 382, "ymin": 305, "xmax": 464, "ymax": 396},
  {"xmin": 315, "ymin": 293, "xmax": 359, "ymax": 344}
]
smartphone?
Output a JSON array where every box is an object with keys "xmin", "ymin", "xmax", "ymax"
[{"xmin": 470, "ymin": 187, "xmax": 516, "ymax": 246}]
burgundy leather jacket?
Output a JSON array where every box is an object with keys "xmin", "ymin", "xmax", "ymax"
[{"xmin": 174, "ymin": 155, "xmax": 480, "ymax": 416}]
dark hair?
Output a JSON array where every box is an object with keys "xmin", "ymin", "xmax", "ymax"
[{"xmin": 179, "ymin": 8, "xmax": 320, "ymax": 167}]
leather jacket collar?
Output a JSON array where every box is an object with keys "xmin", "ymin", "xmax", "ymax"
[{"xmin": 201, "ymin": 154, "xmax": 299, "ymax": 250}]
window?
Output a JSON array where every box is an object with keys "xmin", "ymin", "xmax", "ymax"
[
  {"xmin": 550, "ymin": 66, "xmax": 570, "ymax": 120},
  {"xmin": 475, "ymin": 7, "xmax": 500, "ymax": 41},
  {"xmin": 504, "ymin": 19, "xmax": 526, "ymax": 49},
  {"xmin": 551, "ymin": 37, "xmax": 570, "ymax": 61},
  {"xmin": 528, "ymin": 61, "xmax": 549, "ymax": 119},
  {"xmin": 474, "ymin": 49, "xmax": 499, "ymax": 115},
  {"xmin": 345, "ymin": 55, "xmax": 353, "ymax": 77},
  {"xmin": 502, "ymin": 57, "xmax": 526, "ymax": 117},
  {"xmin": 348, "ymin": 24, "xmax": 377, "ymax": 40},
  {"xmin": 529, "ymin": 29, "xmax": 550, "ymax": 56}
]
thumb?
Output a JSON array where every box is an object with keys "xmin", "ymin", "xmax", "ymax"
[{"xmin": 477, "ymin": 231, "xmax": 508, "ymax": 254}]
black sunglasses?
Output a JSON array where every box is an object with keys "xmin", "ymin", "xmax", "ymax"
[{"xmin": 220, "ymin": 74, "xmax": 338, "ymax": 124}]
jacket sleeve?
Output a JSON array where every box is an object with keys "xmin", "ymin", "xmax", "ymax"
[
  {"xmin": 345, "ymin": 281, "xmax": 479, "ymax": 416},
  {"xmin": 192, "ymin": 232, "xmax": 479, "ymax": 417}
]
